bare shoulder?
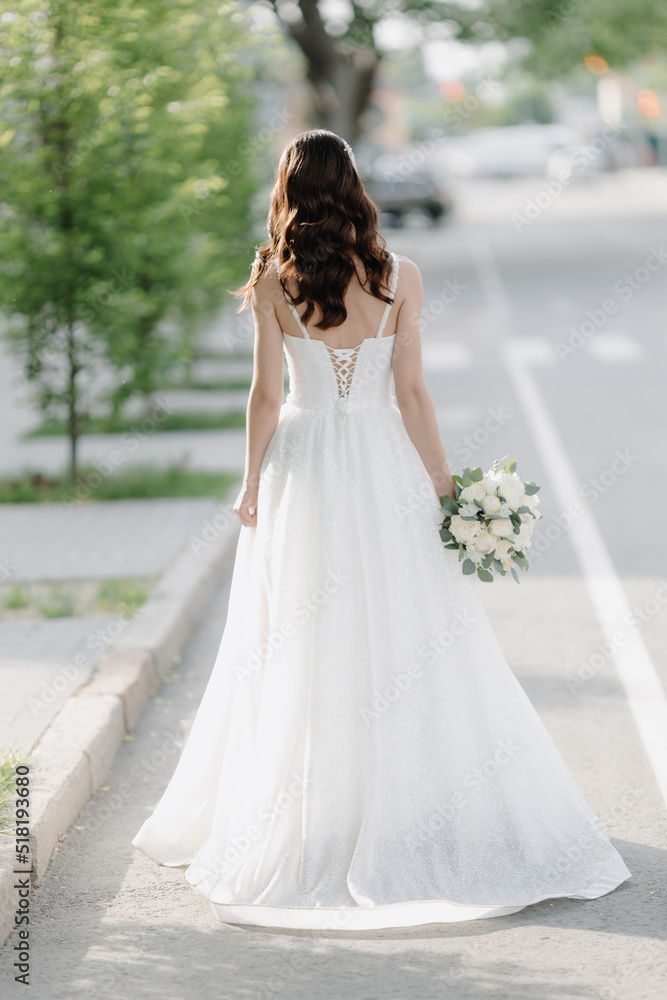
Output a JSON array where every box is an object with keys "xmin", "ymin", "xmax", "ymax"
[
  {"xmin": 394, "ymin": 255, "xmax": 422, "ymax": 295},
  {"xmin": 250, "ymin": 257, "xmax": 282, "ymax": 305}
]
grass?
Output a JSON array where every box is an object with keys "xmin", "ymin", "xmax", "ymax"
[
  {"xmin": 26, "ymin": 409, "xmax": 247, "ymax": 437},
  {"xmin": 97, "ymin": 578, "xmax": 148, "ymax": 615},
  {"xmin": 0, "ymin": 747, "xmax": 31, "ymax": 835},
  {"xmin": 5, "ymin": 585, "xmax": 30, "ymax": 609},
  {"xmin": 37, "ymin": 586, "xmax": 77, "ymax": 619},
  {"xmin": 0, "ymin": 465, "xmax": 239, "ymax": 503},
  {"xmin": 158, "ymin": 378, "xmax": 253, "ymax": 392},
  {"xmin": 0, "ymin": 576, "xmax": 155, "ymax": 621}
]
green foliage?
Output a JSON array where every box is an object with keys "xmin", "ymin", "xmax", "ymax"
[
  {"xmin": 0, "ymin": 748, "xmax": 31, "ymax": 835},
  {"xmin": 0, "ymin": 465, "xmax": 239, "ymax": 503},
  {"xmin": 0, "ymin": 1, "xmax": 259, "ymax": 479},
  {"xmin": 27, "ymin": 408, "xmax": 247, "ymax": 435},
  {"xmin": 37, "ymin": 586, "xmax": 77, "ymax": 619},
  {"xmin": 97, "ymin": 578, "xmax": 148, "ymax": 615},
  {"xmin": 404, "ymin": 0, "xmax": 667, "ymax": 76}
]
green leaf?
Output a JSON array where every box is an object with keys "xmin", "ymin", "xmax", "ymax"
[
  {"xmin": 492, "ymin": 558, "xmax": 505, "ymax": 573},
  {"xmin": 461, "ymin": 471, "xmax": 473, "ymax": 488},
  {"xmin": 523, "ymin": 483, "xmax": 540, "ymax": 495},
  {"xmin": 452, "ymin": 474, "xmax": 463, "ymax": 484},
  {"xmin": 443, "ymin": 542, "xmax": 460, "ymax": 550},
  {"xmin": 513, "ymin": 526, "xmax": 521, "ymax": 534},
  {"xmin": 510, "ymin": 567, "xmax": 520, "ymax": 584},
  {"xmin": 439, "ymin": 527, "xmax": 453, "ymax": 541},
  {"xmin": 461, "ymin": 558, "xmax": 476, "ymax": 575},
  {"xmin": 477, "ymin": 567, "xmax": 494, "ymax": 582},
  {"xmin": 470, "ymin": 467, "xmax": 483, "ymax": 482},
  {"xmin": 513, "ymin": 551, "xmax": 527, "ymax": 564},
  {"xmin": 481, "ymin": 553, "xmax": 494, "ymax": 569},
  {"xmin": 503, "ymin": 458, "xmax": 517, "ymax": 473},
  {"xmin": 516, "ymin": 505, "xmax": 531, "ymax": 514}
]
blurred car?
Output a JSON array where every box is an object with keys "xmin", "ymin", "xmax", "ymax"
[
  {"xmin": 363, "ymin": 154, "xmax": 453, "ymax": 228},
  {"xmin": 435, "ymin": 124, "xmax": 585, "ymax": 180}
]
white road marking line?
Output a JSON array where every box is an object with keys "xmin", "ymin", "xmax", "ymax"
[
  {"xmin": 502, "ymin": 337, "xmax": 667, "ymax": 811},
  {"xmin": 421, "ymin": 341, "xmax": 473, "ymax": 370},
  {"xmin": 585, "ymin": 332, "xmax": 647, "ymax": 363},
  {"xmin": 463, "ymin": 232, "xmax": 512, "ymax": 327}
]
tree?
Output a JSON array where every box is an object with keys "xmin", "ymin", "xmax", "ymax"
[
  {"xmin": 0, "ymin": 0, "xmax": 258, "ymax": 480},
  {"xmin": 266, "ymin": 0, "xmax": 667, "ymax": 141}
]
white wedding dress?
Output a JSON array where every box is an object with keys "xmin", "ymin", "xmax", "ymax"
[{"xmin": 132, "ymin": 252, "xmax": 631, "ymax": 929}]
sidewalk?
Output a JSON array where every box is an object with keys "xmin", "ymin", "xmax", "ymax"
[{"xmin": 0, "ymin": 492, "xmax": 241, "ymax": 944}]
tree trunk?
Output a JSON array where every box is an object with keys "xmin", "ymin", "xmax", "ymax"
[
  {"xmin": 271, "ymin": 0, "xmax": 378, "ymax": 143},
  {"xmin": 65, "ymin": 323, "xmax": 79, "ymax": 483}
]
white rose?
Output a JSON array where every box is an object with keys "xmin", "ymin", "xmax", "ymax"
[
  {"xmin": 479, "ymin": 494, "xmax": 501, "ymax": 515},
  {"xmin": 482, "ymin": 472, "xmax": 499, "ymax": 492},
  {"xmin": 520, "ymin": 492, "xmax": 540, "ymax": 511},
  {"xmin": 459, "ymin": 481, "xmax": 487, "ymax": 502},
  {"xmin": 459, "ymin": 502, "xmax": 481, "ymax": 520},
  {"xmin": 497, "ymin": 470, "xmax": 525, "ymax": 495},
  {"xmin": 489, "ymin": 517, "xmax": 515, "ymax": 538},
  {"xmin": 494, "ymin": 538, "xmax": 512, "ymax": 559},
  {"xmin": 499, "ymin": 483, "xmax": 522, "ymax": 510},
  {"xmin": 472, "ymin": 531, "xmax": 497, "ymax": 554},
  {"xmin": 449, "ymin": 514, "xmax": 482, "ymax": 543},
  {"xmin": 516, "ymin": 522, "xmax": 534, "ymax": 546}
]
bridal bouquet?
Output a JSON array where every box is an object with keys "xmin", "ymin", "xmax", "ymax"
[{"xmin": 439, "ymin": 458, "xmax": 541, "ymax": 583}]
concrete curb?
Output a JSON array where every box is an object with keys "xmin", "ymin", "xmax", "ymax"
[{"xmin": 0, "ymin": 505, "xmax": 240, "ymax": 945}]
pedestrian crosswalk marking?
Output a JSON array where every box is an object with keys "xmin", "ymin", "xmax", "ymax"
[
  {"xmin": 421, "ymin": 341, "xmax": 473, "ymax": 370},
  {"xmin": 585, "ymin": 332, "xmax": 646, "ymax": 363}
]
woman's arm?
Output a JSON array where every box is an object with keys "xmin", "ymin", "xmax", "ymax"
[
  {"xmin": 391, "ymin": 257, "xmax": 455, "ymax": 500},
  {"xmin": 233, "ymin": 271, "xmax": 285, "ymax": 526}
]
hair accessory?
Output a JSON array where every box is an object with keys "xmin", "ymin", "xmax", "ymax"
[{"xmin": 340, "ymin": 137, "xmax": 357, "ymax": 171}]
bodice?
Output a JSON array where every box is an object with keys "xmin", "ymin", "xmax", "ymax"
[
  {"xmin": 283, "ymin": 334, "xmax": 396, "ymax": 415},
  {"xmin": 280, "ymin": 252, "xmax": 400, "ymax": 416}
]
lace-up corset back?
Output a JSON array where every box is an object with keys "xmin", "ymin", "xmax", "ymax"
[{"xmin": 281, "ymin": 252, "xmax": 400, "ymax": 414}]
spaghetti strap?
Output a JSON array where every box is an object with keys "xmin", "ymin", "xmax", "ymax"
[
  {"xmin": 375, "ymin": 252, "xmax": 400, "ymax": 339},
  {"xmin": 284, "ymin": 295, "xmax": 311, "ymax": 340}
]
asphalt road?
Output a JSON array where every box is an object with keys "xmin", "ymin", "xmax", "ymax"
[{"xmin": 1, "ymin": 175, "xmax": 666, "ymax": 998}]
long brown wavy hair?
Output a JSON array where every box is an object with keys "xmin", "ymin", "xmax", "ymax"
[{"xmin": 233, "ymin": 129, "xmax": 394, "ymax": 329}]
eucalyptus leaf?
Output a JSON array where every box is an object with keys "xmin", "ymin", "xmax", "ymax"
[
  {"xmin": 510, "ymin": 567, "xmax": 520, "ymax": 584},
  {"xmin": 524, "ymin": 483, "xmax": 540, "ymax": 495},
  {"xmin": 470, "ymin": 467, "xmax": 483, "ymax": 482},
  {"xmin": 477, "ymin": 567, "xmax": 494, "ymax": 582},
  {"xmin": 462, "ymin": 559, "xmax": 476, "ymax": 575}
]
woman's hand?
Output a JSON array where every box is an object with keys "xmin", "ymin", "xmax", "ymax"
[
  {"xmin": 233, "ymin": 481, "xmax": 259, "ymax": 527},
  {"xmin": 437, "ymin": 471, "xmax": 456, "ymax": 501}
]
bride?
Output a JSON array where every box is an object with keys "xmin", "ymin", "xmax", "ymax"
[{"xmin": 132, "ymin": 129, "xmax": 631, "ymax": 929}]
